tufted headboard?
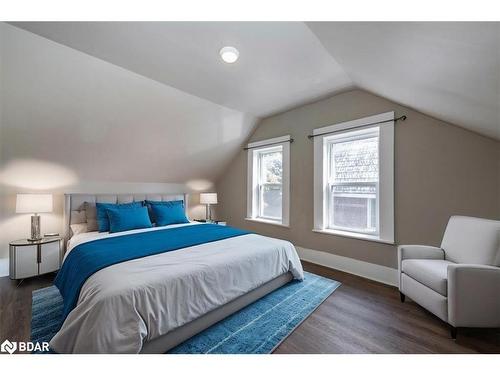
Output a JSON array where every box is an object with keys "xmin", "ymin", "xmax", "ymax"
[{"xmin": 63, "ymin": 193, "xmax": 189, "ymax": 245}]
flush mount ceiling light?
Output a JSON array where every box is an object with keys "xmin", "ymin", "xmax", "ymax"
[{"xmin": 219, "ymin": 46, "xmax": 239, "ymax": 63}]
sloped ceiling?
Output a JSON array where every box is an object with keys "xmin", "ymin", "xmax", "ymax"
[
  {"xmin": 11, "ymin": 21, "xmax": 499, "ymax": 140},
  {"xmin": 0, "ymin": 23, "xmax": 257, "ymax": 186},
  {"xmin": 307, "ymin": 22, "xmax": 500, "ymax": 140},
  {"xmin": 6, "ymin": 22, "xmax": 500, "ymax": 147},
  {"xmin": 9, "ymin": 22, "xmax": 353, "ymax": 117}
]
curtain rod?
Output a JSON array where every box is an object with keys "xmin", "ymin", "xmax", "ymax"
[
  {"xmin": 243, "ymin": 138, "xmax": 294, "ymax": 151},
  {"xmin": 307, "ymin": 115, "xmax": 407, "ymax": 140}
]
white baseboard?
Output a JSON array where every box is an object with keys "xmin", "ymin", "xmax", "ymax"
[
  {"xmin": 0, "ymin": 258, "xmax": 9, "ymax": 277},
  {"xmin": 296, "ymin": 246, "xmax": 398, "ymax": 286}
]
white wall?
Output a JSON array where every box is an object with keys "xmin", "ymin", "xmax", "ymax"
[{"xmin": 0, "ymin": 23, "xmax": 253, "ymax": 275}]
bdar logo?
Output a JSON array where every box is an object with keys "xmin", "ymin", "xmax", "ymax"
[{"xmin": 1, "ymin": 339, "xmax": 17, "ymax": 354}]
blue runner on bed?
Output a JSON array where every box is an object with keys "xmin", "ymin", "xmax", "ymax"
[{"xmin": 55, "ymin": 224, "xmax": 251, "ymax": 319}]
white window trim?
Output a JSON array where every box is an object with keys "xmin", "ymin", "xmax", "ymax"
[
  {"xmin": 244, "ymin": 217, "xmax": 290, "ymax": 228},
  {"xmin": 246, "ymin": 135, "xmax": 290, "ymax": 227},
  {"xmin": 313, "ymin": 112, "xmax": 395, "ymax": 244}
]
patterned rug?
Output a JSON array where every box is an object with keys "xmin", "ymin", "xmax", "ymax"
[{"xmin": 31, "ymin": 271, "xmax": 340, "ymax": 354}]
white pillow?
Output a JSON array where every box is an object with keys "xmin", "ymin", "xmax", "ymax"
[{"xmin": 70, "ymin": 223, "xmax": 88, "ymax": 236}]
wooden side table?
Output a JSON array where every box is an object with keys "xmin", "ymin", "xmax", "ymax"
[{"xmin": 9, "ymin": 237, "xmax": 63, "ymax": 280}]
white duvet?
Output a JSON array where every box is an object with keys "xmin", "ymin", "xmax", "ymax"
[{"xmin": 49, "ymin": 223, "xmax": 304, "ymax": 353}]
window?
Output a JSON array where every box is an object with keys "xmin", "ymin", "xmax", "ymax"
[
  {"xmin": 258, "ymin": 147, "xmax": 283, "ymax": 220},
  {"xmin": 247, "ymin": 135, "xmax": 290, "ymax": 226},
  {"xmin": 327, "ymin": 128, "xmax": 379, "ymax": 234},
  {"xmin": 313, "ymin": 112, "xmax": 394, "ymax": 243}
]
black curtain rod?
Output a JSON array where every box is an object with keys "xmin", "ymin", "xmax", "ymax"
[
  {"xmin": 307, "ymin": 115, "xmax": 407, "ymax": 139},
  {"xmin": 243, "ymin": 138, "xmax": 294, "ymax": 150}
]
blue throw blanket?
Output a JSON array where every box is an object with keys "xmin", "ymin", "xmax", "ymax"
[{"xmin": 55, "ymin": 224, "xmax": 251, "ymax": 319}]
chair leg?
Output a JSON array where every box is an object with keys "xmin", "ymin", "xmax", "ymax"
[
  {"xmin": 450, "ymin": 326, "xmax": 457, "ymax": 339},
  {"xmin": 399, "ymin": 292, "xmax": 405, "ymax": 303}
]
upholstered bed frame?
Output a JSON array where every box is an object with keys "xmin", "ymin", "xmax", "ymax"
[{"xmin": 62, "ymin": 193, "xmax": 292, "ymax": 353}]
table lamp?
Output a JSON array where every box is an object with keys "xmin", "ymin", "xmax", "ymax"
[
  {"xmin": 200, "ymin": 193, "xmax": 217, "ymax": 222},
  {"xmin": 16, "ymin": 193, "xmax": 53, "ymax": 241}
]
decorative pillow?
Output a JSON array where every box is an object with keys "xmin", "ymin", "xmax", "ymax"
[
  {"xmin": 70, "ymin": 223, "xmax": 88, "ymax": 236},
  {"xmin": 96, "ymin": 201, "xmax": 144, "ymax": 232},
  {"xmin": 106, "ymin": 206, "xmax": 152, "ymax": 233},
  {"xmin": 145, "ymin": 200, "xmax": 185, "ymax": 222},
  {"xmin": 84, "ymin": 202, "xmax": 98, "ymax": 232},
  {"xmin": 149, "ymin": 200, "xmax": 189, "ymax": 226},
  {"xmin": 70, "ymin": 210, "xmax": 87, "ymax": 224}
]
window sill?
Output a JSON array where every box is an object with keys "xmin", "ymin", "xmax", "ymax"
[
  {"xmin": 245, "ymin": 218, "xmax": 290, "ymax": 228},
  {"xmin": 312, "ymin": 228, "xmax": 395, "ymax": 245}
]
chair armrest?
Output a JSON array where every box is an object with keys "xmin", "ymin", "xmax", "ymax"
[
  {"xmin": 397, "ymin": 245, "xmax": 444, "ymax": 289},
  {"xmin": 398, "ymin": 244, "xmax": 444, "ymax": 270},
  {"xmin": 448, "ymin": 264, "xmax": 500, "ymax": 327},
  {"xmin": 398, "ymin": 245, "xmax": 445, "ymax": 262}
]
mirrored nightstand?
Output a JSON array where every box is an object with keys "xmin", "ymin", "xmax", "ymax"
[
  {"xmin": 9, "ymin": 237, "xmax": 63, "ymax": 280},
  {"xmin": 194, "ymin": 219, "xmax": 227, "ymax": 226}
]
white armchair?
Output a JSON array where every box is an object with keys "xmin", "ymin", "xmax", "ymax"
[{"xmin": 398, "ymin": 216, "xmax": 500, "ymax": 338}]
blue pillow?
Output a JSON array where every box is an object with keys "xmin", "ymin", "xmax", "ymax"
[
  {"xmin": 148, "ymin": 200, "xmax": 189, "ymax": 226},
  {"xmin": 145, "ymin": 200, "xmax": 184, "ymax": 222},
  {"xmin": 106, "ymin": 206, "xmax": 152, "ymax": 233},
  {"xmin": 96, "ymin": 201, "xmax": 143, "ymax": 232}
]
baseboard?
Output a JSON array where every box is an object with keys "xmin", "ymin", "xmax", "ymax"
[
  {"xmin": 296, "ymin": 246, "xmax": 398, "ymax": 286},
  {"xmin": 0, "ymin": 258, "xmax": 9, "ymax": 277}
]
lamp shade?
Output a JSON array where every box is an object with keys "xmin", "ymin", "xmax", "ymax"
[
  {"xmin": 200, "ymin": 193, "xmax": 218, "ymax": 205},
  {"xmin": 16, "ymin": 194, "xmax": 53, "ymax": 214}
]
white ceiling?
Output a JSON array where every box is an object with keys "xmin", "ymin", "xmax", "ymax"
[
  {"xmin": 10, "ymin": 22, "xmax": 352, "ymax": 117},
  {"xmin": 8, "ymin": 22, "xmax": 500, "ymax": 140},
  {"xmin": 0, "ymin": 23, "xmax": 257, "ymax": 186},
  {"xmin": 307, "ymin": 22, "xmax": 500, "ymax": 140}
]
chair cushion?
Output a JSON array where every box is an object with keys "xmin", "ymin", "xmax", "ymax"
[
  {"xmin": 402, "ymin": 259, "xmax": 455, "ymax": 296},
  {"xmin": 441, "ymin": 216, "xmax": 500, "ymax": 266}
]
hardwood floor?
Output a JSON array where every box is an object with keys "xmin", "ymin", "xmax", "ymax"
[
  {"xmin": 1, "ymin": 262, "xmax": 499, "ymax": 353},
  {"xmin": 275, "ymin": 262, "xmax": 500, "ymax": 353},
  {"xmin": 0, "ymin": 273, "xmax": 56, "ymax": 345}
]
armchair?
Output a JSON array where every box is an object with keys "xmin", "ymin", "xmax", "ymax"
[{"xmin": 398, "ymin": 216, "xmax": 500, "ymax": 338}]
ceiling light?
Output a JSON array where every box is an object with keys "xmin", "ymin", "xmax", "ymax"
[{"xmin": 219, "ymin": 46, "xmax": 239, "ymax": 64}]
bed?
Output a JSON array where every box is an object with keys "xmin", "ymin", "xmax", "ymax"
[{"xmin": 50, "ymin": 193, "xmax": 304, "ymax": 354}]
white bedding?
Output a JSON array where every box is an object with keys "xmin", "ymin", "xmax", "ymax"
[{"xmin": 50, "ymin": 223, "xmax": 304, "ymax": 353}]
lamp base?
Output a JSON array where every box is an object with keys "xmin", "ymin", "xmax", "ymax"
[
  {"xmin": 30, "ymin": 214, "xmax": 41, "ymax": 242},
  {"xmin": 205, "ymin": 204, "xmax": 212, "ymax": 222}
]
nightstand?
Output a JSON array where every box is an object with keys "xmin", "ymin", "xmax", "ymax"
[
  {"xmin": 194, "ymin": 219, "xmax": 227, "ymax": 226},
  {"xmin": 9, "ymin": 237, "xmax": 63, "ymax": 280}
]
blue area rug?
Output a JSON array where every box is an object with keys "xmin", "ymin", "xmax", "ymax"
[{"xmin": 31, "ymin": 271, "xmax": 340, "ymax": 354}]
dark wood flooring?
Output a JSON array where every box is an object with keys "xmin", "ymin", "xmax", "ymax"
[{"xmin": 1, "ymin": 261, "xmax": 499, "ymax": 353}]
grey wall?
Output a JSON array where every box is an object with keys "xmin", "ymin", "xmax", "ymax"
[
  {"xmin": 0, "ymin": 23, "xmax": 251, "ymax": 271},
  {"xmin": 216, "ymin": 89, "xmax": 500, "ymax": 269}
]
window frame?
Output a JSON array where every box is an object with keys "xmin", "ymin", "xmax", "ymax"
[
  {"xmin": 313, "ymin": 112, "xmax": 394, "ymax": 244},
  {"xmin": 246, "ymin": 135, "xmax": 290, "ymax": 227}
]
